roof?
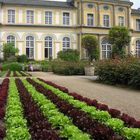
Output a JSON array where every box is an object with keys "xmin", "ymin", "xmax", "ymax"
[
  {"xmin": 0, "ymin": 0, "xmax": 75, "ymax": 8},
  {"xmin": 131, "ymin": 9, "xmax": 140, "ymax": 15},
  {"xmin": 97, "ymin": 0, "xmax": 133, "ymax": 5}
]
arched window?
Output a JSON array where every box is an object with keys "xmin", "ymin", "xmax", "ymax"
[
  {"xmin": 7, "ymin": 35, "xmax": 15, "ymax": 47},
  {"xmin": 26, "ymin": 36, "xmax": 34, "ymax": 59},
  {"xmin": 136, "ymin": 40, "xmax": 140, "ymax": 57},
  {"xmin": 45, "ymin": 36, "xmax": 52, "ymax": 59},
  {"xmin": 63, "ymin": 37, "xmax": 70, "ymax": 51},
  {"xmin": 101, "ymin": 38, "xmax": 112, "ymax": 59}
]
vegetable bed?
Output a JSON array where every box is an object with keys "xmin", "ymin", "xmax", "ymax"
[
  {"xmin": 6, "ymin": 71, "xmax": 32, "ymax": 77},
  {"xmin": 0, "ymin": 78, "xmax": 140, "ymax": 140}
]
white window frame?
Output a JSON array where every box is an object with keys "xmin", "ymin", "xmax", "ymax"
[
  {"xmin": 62, "ymin": 37, "xmax": 70, "ymax": 51},
  {"xmin": 136, "ymin": 19, "xmax": 140, "ymax": 31},
  {"xmin": 63, "ymin": 12, "xmax": 70, "ymax": 25},
  {"xmin": 8, "ymin": 9, "xmax": 15, "ymax": 24},
  {"xmin": 87, "ymin": 13, "xmax": 94, "ymax": 26},
  {"xmin": 136, "ymin": 40, "xmax": 140, "ymax": 57},
  {"xmin": 103, "ymin": 15, "xmax": 110, "ymax": 27},
  {"xmin": 45, "ymin": 11, "xmax": 52, "ymax": 25},
  {"xmin": 26, "ymin": 36, "xmax": 34, "ymax": 59},
  {"xmin": 26, "ymin": 10, "xmax": 34, "ymax": 24},
  {"xmin": 118, "ymin": 16, "xmax": 125, "ymax": 26},
  {"xmin": 7, "ymin": 35, "xmax": 16, "ymax": 47},
  {"xmin": 44, "ymin": 36, "xmax": 53, "ymax": 59},
  {"xmin": 101, "ymin": 40, "xmax": 112, "ymax": 59}
]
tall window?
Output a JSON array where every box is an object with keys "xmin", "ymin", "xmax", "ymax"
[
  {"xmin": 136, "ymin": 40, "xmax": 140, "ymax": 57},
  {"xmin": 118, "ymin": 16, "xmax": 125, "ymax": 26},
  {"xmin": 7, "ymin": 35, "xmax": 15, "ymax": 47},
  {"xmin": 63, "ymin": 37, "xmax": 70, "ymax": 51},
  {"xmin": 136, "ymin": 19, "xmax": 140, "ymax": 31},
  {"xmin": 101, "ymin": 39, "xmax": 112, "ymax": 59},
  {"xmin": 45, "ymin": 11, "xmax": 52, "ymax": 25},
  {"xmin": 26, "ymin": 36, "xmax": 34, "ymax": 59},
  {"xmin": 87, "ymin": 14, "xmax": 94, "ymax": 26},
  {"xmin": 27, "ymin": 10, "xmax": 34, "ymax": 24},
  {"xmin": 63, "ymin": 12, "xmax": 70, "ymax": 25},
  {"xmin": 8, "ymin": 10, "xmax": 15, "ymax": 23},
  {"xmin": 103, "ymin": 15, "xmax": 109, "ymax": 27},
  {"xmin": 45, "ymin": 36, "xmax": 53, "ymax": 58}
]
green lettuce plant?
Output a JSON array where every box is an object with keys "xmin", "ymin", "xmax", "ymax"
[
  {"xmin": 22, "ymin": 79, "xmax": 91, "ymax": 140},
  {"xmin": 34, "ymin": 78, "xmax": 140, "ymax": 140},
  {"xmin": 4, "ymin": 78, "xmax": 31, "ymax": 140}
]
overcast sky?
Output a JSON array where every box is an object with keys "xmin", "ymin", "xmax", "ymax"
[
  {"xmin": 132, "ymin": 0, "xmax": 140, "ymax": 9},
  {"xmin": 49, "ymin": 0, "xmax": 140, "ymax": 9}
]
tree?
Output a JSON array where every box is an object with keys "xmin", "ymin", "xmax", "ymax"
[
  {"xmin": 109, "ymin": 26, "xmax": 131, "ymax": 58},
  {"xmin": 3, "ymin": 43, "xmax": 19, "ymax": 60},
  {"xmin": 82, "ymin": 35, "xmax": 99, "ymax": 62}
]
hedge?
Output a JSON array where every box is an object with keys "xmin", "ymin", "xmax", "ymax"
[
  {"xmin": 95, "ymin": 58, "xmax": 140, "ymax": 89},
  {"xmin": 2, "ymin": 62, "xmax": 23, "ymax": 71}
]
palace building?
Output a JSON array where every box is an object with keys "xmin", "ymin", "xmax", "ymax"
[{"xmin": 0, "ymin": 0, "xmax": 140, "ymax": 60}]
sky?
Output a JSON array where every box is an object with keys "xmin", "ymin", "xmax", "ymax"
[{"xmin": 132, "ymin": 0, "xmax": 140, "ymax": 9}]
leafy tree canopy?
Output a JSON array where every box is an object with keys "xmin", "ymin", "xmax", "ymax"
[{"xmin": 82, "ymin": 35, "xmax": 99, "ymax": 62}]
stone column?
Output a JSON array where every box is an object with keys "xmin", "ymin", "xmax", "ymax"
[
  {"xmin": 78, "ymin": 32, "xmax": 82, "ymax": 59},
  {"xmin": 97, "ymin": 3, "xmax": 100, "ymax": 27},
  {"xmin": 112, "ymin": 4, "xmax": 116, "ymax": 26},
  {"xmin": 127, "ymin": 6, "xmax": 131, "ymax": 29},
  {"xmin": 98, "ymin": 35, "xmax": 102, "ymax": 59}
]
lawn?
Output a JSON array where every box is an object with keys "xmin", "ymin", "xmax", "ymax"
[{"xmin": 0, "ymin": 76, "xmax": 140, "ymax": 140}]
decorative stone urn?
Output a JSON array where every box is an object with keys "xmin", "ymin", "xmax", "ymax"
[{"xmin": 84, "ymin": 66, "xmax": 95, "ymax": 76}]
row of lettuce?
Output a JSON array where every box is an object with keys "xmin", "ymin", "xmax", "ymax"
[
  {"xmin": 38, "ymin": 78, "xmax": 140, "ymax": 128},
  {"xmin": 0, "ymin": 78, "xmax": 140, "ymax": 140},
  {"xmin": 6, "ymin": 71, "xmax": 31, "ymax": 77},
  {"xmin": 0, "ymin": 71, "xmax": 31, "ymax": 78}
]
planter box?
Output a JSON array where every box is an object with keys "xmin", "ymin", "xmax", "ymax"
[{"xmin": 84, "ymin": 66, "xmax": 95, "ymax": 76}]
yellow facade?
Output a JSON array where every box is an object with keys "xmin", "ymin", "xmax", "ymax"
[{"xmin": 0, "ymin": 0, "xmax": 140, "ymax": 60}]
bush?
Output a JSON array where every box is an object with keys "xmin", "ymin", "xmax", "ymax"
[
  {"xmin": 52, "ymin": 61, "xmax": 88, "ymax": 75},
  {"xmin": 17, "ymin": 55, "xmax": 28, "ymax": 63},
  {"xmin": 95, "ymin": 58, "xmax": 140, "ymax": 89},
  {"xmin": 3, "ymin": 43, "xmax": 19, "ymax": 61},
  {"xmin": 2, "ymin": 62, "xmax": 22, "ymax": 71},
  {"xmin": 58, "ymin": 49, "xmax": 80, "ymax": 62},
  {"xmin": 41, "ymin": 62, "xmax": 52, "ymax": 72}
]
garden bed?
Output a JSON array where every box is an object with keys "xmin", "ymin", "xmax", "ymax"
[
  {"xmin": 6, "ymin": 71, "xmax": 32, "ymax": 77},
  {"xmin": 0, "ymin": 78, "xmax": 140, "ymax": 140}
]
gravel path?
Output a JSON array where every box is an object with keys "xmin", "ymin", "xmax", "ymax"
[{"xmin": 24, "ymin": 72, "xmax": 140, "ymax": 120}]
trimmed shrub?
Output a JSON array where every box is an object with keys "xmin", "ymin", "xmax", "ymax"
[
  {"xmin": 52, "ymin": 61, "xmax": 88, "ymax": 75},
  {"xmin": 58, "ymin": 49, "xmax": 80, "ymax": 62},
  {"xmin": 17, "ymin": 55, "xmax": 28, "ymax": 63},
  {"xmin": 95, "ymin": 58, "xmax": 140, "ymax": 89},
  {"xmin": 40, "ymin": 60, "xmax": 52, "ymax": 72},
  {"xmin": 2, "ymin": 62, "xmax": 22, "ymax": 71}
]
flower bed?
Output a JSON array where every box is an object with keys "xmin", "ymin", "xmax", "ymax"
[{"xmin": 0, "ymin": 78, "xmax": 140, "ymax": 140}]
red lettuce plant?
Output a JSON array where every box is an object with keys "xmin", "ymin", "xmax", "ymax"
[
  {"xmin": 38, "ymin": 78, "xmax": 140, "ymax": 128},
  {"xmin": 27, "ymin": 78, "xmax": 124, "ymax": 140},
  {"xmin": 15, "ymin": 79, "xmax": 61, "ymax": 140}
]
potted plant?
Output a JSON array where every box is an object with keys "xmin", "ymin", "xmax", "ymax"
[{"xmin": 82, "ymin": 35, "xmax": 99, "ymax": 76}]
